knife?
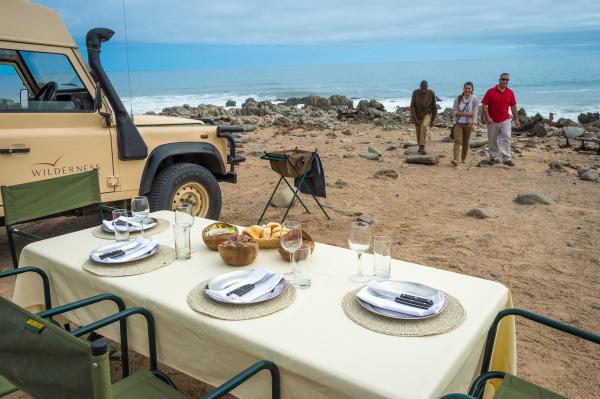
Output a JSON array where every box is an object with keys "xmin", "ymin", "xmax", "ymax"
[
  {"xmin": 371, "ymin": 287, "xmax": 434, "ymax": 306},
  {"xmin": 367, "ymin": 287, "xmax": 433, "ymax": 309},
  {"xmin": 226, "ymin": 273, "xmax": 274, "ymax": 297}
]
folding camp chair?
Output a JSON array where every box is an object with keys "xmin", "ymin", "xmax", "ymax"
[
  {"xmin": 0, "ymin": 281, "xmax": 281, "ymax": 398},
  {"xmin": 258, "ymin": 149, "xmax": 330, "ymax": 224},
  {"xmin": 440, "ymin": 308, "xmax": 600, "ymax": 399},
  {"xmin": 1, "ymin": 169, "xmax": 117, "ymax": 268}
]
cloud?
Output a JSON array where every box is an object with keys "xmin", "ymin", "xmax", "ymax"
[{"xmin": 34, "ymin": 0, "xmax": 600, "ymax": 45}]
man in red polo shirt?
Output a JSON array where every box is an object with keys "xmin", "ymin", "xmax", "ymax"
[{"xmin": 482, "ymin": 73, "xmax": 521, "ymax": 166}]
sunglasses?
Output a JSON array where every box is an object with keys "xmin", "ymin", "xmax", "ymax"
[{"xmin": 500, "ymin": 78, "xmax": 509, "ymax": 81}]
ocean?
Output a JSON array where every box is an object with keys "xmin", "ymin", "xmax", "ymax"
[{"xmin": 5, "ymin": 53, "xmax": 600, "ymax": 121}]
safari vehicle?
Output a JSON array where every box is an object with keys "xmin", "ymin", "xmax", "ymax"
[{"xmin": 0, "ymin": 0, "xmax": 244, "ymax": 220}]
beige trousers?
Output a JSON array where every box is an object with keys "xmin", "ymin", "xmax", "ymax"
[
  {"xmin": 415, "ymin": 114, "xmax": 431, "ymax": 146},
  {"xmin": 487, "ymin": 119, "xmax": 512, "ymax": 161},
  {"xmin": 453, "ymin": 123, "xmax": 473, "ymax": 161}
]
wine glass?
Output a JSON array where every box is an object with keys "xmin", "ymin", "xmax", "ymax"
[
  {"xmin": 348, "ymin": 221, "xmax": 371, "ymax": 283},
  {"xmin": 131, "ymin": 196, "xmax": 150, "ymax": 237},
  {"xmin": 280, "ymin": 221, "xmax": 302, "ymax": 279}
]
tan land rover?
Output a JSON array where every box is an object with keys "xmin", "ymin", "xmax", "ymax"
[{"xmin": 0, "ymin": 0, "xmax": 245, "ymax": 220}]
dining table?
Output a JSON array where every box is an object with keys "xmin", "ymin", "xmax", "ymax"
[{"xmin": 12, "ymin": 210, "xmax": 516, "ymax": 399}]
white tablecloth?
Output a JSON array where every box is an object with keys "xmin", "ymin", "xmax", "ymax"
[{"xmin": 13, "ymin": 211, "xmax": 515, "ymax": 399}]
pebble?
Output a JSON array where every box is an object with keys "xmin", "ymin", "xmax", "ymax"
[
  {"xmin": 343, "ymin": 153, "xmax": 356, "ymax": 158},
  {"xmin": 374, "ymin": 169, "xmax": 398, "ymax": 179},
  {"xmin": 403, "ymin": 139, "xmax": 418, "ymax": 148},
  {"xmin": 579, "ymin": 170, "xmax": 599, "ymax": 182},
  {"xmin": 385, "ymin": 145, "xmax": 397, "ymax": 151},
  {"xmin": 469, "ymin": 139, "xmax": 488, "ymax": 148},
  {"xmin": 367, "ymin": 146, "xmax": 381, "ymax": 156},
  {"xmin": 358, "ymin": 152, "xmax": 379, "ymax": 161},
  {"xmin": 342, "ymin": 128, "xmax": 352, "ymax": 136},
  {"xmin": 405, "ymin": 154, "xmax": 439, "ymax": 165},
  {"xmin": 334, "ymin": 178, "xmax": 347, "ymax": 188},
  {"xmin": 490, "ymin": 271, "xmax": 502, "ymax": 278},
  {"xmin": 271, "ymin": 186, "xmax": 295, "ymax": 208}
]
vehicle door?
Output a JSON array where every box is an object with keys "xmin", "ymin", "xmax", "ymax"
[{"xmin": 0, "ymin": 45, "xmax": 114, "ymax": 215}]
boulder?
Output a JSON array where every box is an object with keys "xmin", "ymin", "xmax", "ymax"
[
  {"xmin": 513, "ymin": 193, "xmax": 552, "ymax": 205},
  {"xmin": 577, "ymin": 112, "xmax": 600, "ymax": 125},
  {"xmin": 374, "ymin": 169, "xmax": 398, "ymax": 179},
  {"xmin": 531, "ymin": 123, "xmax": 547, "ymax": 137},
  {"xmin": 406, "ymin": 154, "xmax": 439, "ymax": 165},
  {"xmin": 367, "ymin": 146, "xmax": 381, "ymax": 156},
  {"xmin": 358, "ymin": 152, "xmax": 379, "ymax": 161},
  {"xmin": 579, "ymin": 170, "xmax": 599, "ymax": 182},
  {"xmin": 563, "ymin": 126, "xmax": 585, "ymax": 138},
  {"xmin": 225, "ymin": 100, "xmax": 236, "ymax": 107},
  {"xmin": 467, "ymin": 207, "xmax": 498, "ymax": 219},
  {"xmin": 469, "ymin": 139, "xmax": 488, "ymax": 148}
]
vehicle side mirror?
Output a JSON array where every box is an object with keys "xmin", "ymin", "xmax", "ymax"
[
  {"xmin": 94, "ymin": 82, "xmax": 102, "ymax": 110},
  {"xmin": 19, "ymin": 88, "xmax": 29, "ymax": 109}
]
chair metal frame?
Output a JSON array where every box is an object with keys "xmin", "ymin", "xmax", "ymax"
[
  {"xmin": 440, "ymin": 307, "xmax": 600, "ymax": 399},
  {"xmin": 258, "ymin": 150, "xmax": 330, "ymax": 225}
]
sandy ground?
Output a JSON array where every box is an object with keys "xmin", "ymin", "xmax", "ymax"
[{"xmin": 1, "ymin": 122, "xmax": 599, "ymax": 398}]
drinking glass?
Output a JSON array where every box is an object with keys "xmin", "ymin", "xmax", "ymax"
[
  {"xmin": 293, "ymin": 244, "xmax": 311, "ymax": 288},
  {"xmin": 173, "ymin": 224, "xmax": 191, "ymax": 260},
  {"xmin": 348, "ymin": 221, "xmax": 371, "ymax": 283},
  {"xmin": 280, "ymin": 221, "xmax": 302, "ymax": 279},
  {"xmin": 175, "ymin": 203, "xmax": 194, "ymax": 228},
  {"xmin": 112, "ymin": 209, "xmax": 129, "ymax": 242},
  {"xmin": 131, "ymin": 196, "xmax": 150, "ymax": 237},
  {"xmin": 373, "ymin": 235, "xmax": 392, "ymax": 281}
]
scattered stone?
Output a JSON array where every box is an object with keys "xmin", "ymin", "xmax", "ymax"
[
  {"xmin": 358, "ymin": 152, "xmax": 379, "ymax": 161},
  {"xmin": 271, "ymin": 186, "xmax": 295, "ymax": 208},
  {"xmin": 549, "ymin": 161, "xmax": 567, "ymax": 171},
  {"xmin": 342, "ymin": 128, "xmax": 352, "ymax": 135},
  {"xmin": 385, "ymin": 144, "xmax": 397, "ymax": 151},
  {"xmin": 524, "ymin": 138, "xmax": 537, "ymax": 148},
  {"xmin": 577, "ymin": 168, "xmax": 592, "ymax": 176},
  {"xmin": 341, "ymin": 138, "xmax": 352, "ymax": 145},
  {"xmin": 357, "ymin": 214, "xmax": 374, "ymax": 225},
  {"xmin": 343, "ymin": 153, "xmax": 356, "ymax": 158},
  {"xmin": 477, "ymin": 159, "xmax": 492, "ymax": 167},
  {"xmin": 469, "ymin": 139, "xmax": 488, "ymax": 148},
  {"xmin": 580, "ymin": 170, "xmax": 599, "ymax": 182},
  {"xmin": 405, "ymin": 154, "xmax": 439, "ymax": 165},
  {"xmin": 441, "ymin": 136, "xmax": 453, "ymax": 143},
  {"xmin": 225, "ymin": 99, "xmax": 236, "ymax": 107},
  {"xmin": 367, "ymin": 146, "xmax": 381, "ymax": 156},
  {"xmin": 514, "ymin": 193, "xmax": 552, "ymax": 205},
  {"xmin": 407, "ymin": 127, "xmax": 415, "ymax": 133},
  {"xmin": 247, "ymin": 143, "xmax": 265, "ymax": 157},
  {"xmin": 403, "ymin": 139, "xmax": 418, "ymax": 148},
  {"xmin": 563, "ymin": 126, "xmax": 585, "ymax": 138},
  {"xmin": 374, "ymin": 169, "xmax": 398, "ymax": 179},
  {"xmin": 531, "ymin": 123, "xmax": 547, "ymax": 137},
  {"xmin": 467, "ymin": 207, "xmax": 498, "ymax": 219},
  {"xmin": 577, "ymin": 112, "xmax": 600, "ymax": 125},
  {"xmin": 404, "ymin": 147, "xmax": 419, "ymax": 155},
  {"xmin": 334, "ymin": 178, "xmax": 347, "ymax": 188},
  {"xmin": 490, "ymin": 271, "xmax": 502, "ymax": 278},
  {"xmin": 243, "ymin": 124, "xmax": 257, "ymax": 132}
]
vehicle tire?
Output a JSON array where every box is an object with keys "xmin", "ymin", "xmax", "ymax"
[{"xmin": 148, "ymin": 163, "xmax": 222, "ymax": 219}]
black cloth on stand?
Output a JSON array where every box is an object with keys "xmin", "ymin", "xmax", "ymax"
[{"xmin": 294, "ymin": 152, "xmax": 326, "ymax": 198}]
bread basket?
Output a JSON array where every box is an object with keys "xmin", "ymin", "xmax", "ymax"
[{"xmin": 202, "ymin": 222, "xmax": 238, "ymax": 251}]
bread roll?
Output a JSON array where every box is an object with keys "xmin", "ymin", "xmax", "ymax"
[
  {"xmin": 261, "ymin": 226, "xmax": 272, "ymax": 239},
  {"xmin": 271, "ymin": 225, "xmax": 281, "ymax": 235},
  {"xmin": 267, "ymin": 222, "xmax": 280, "ymax": 230},
  {"xmin": 244, "ymin": 225, "xmax": 263, "ymax": 239},
  {"xmin": 272, "ymin": 230, "xmax": 281, "ymax": 238}
]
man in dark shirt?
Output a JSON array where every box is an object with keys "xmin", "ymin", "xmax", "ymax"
[
  {"xmin": 482, "ymin": 73, "xmax": 521, "ymax": 166},
  {"xmin": 410, "ymin": 80, "xmax": 437, "ymax": 154}
]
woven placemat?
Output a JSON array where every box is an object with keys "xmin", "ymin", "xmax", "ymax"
[
  {"xmin": 83, "ymin": 245, "xmax": 176, "ymax": 277},
  {"xmin": 91, "ymin": 218, "xmax": 171, "ymax": 240},
  {"xmin": 342, "ymin": 287, "xmax": 465, "ymax": 337},
  {"xmin": 187, "ymin": 280, "xmax": 296, "ymax": 320}
]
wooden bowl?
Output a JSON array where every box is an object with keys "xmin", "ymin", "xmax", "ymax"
[
  {"xmin": 202, "ymin": 222, "xmax": 238, "ymax": 251},
  {"xmin": 278, "ymin": 231, "xmax": 315, "ymax": 262},
  {"xmin": 218, "ymin": 239, "xmax": 259, "ymax": 266}
]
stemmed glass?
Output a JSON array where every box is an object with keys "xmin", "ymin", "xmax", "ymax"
[
  {"xmin": 348, "ymin": 221, "xmax": 371, "ymax": 283},
  {"xmin": 280, "ymin": 221, "xmax": 302, "ymax": 279},
  {"xmin": 131, "ymin": 196, "xmax": 150, "ymax": 237}
]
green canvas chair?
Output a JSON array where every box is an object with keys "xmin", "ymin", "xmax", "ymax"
[
  {"xmin": 0, "ymin": 279, "xmax": 281, "ymax": 398},
  {"xmin": 1, "ymin": 169, "xmax": 117, "ymax": 268},
  {"xmin": 441, "ymin": 308, "xmax": 600, "ymax": 399}
]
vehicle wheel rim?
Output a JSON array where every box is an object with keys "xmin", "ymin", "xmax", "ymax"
[{"xmin": 171, "ymin": 182, "xmax": 209, "ymax": 217}]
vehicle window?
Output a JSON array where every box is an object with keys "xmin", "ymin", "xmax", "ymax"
[
  {"xmin": 0, "ymin": 64, "xmax": 26, "ymax": 110},
  {"xmin": 20, "ymin": 51, "xmax": 85, "ymax": 90}
]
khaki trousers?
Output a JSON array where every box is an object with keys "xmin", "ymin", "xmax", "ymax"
[
  {"xmin": 487, "ymin": 119, "xmax": 512, "ymax": 161},
  {"xmin": 415, "ymin": 114, "xmax": 431, "ymax": 146},
  {"xmin": 453, "ymin": 123, "xmax": 473, "ymax": 161}
]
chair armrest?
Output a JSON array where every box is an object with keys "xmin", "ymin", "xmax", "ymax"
[
  {"xmin": 201, "ymin": 360, "xmax": 280, "ymax": 399},
  {"xmin": 8, "ymin": 226, "xmax": 44, "ymax": 241},
  {"xmin": 70, "ymin": 307, "xmax": 158, "ymax": 372},
  {"xmin": 440, "ymin": 394, "xmax": 476, "ymax": 399},
  {"xmin": 97, "ymin": 204, "xmax": 121, "ymax": 223},
  {"xmin": 37, "ymin": 293, "xmax": 130, "ymax": 377},
  {"xmin": 481, "ymin": 308, "xmax": 600, "ymax": 374},
  {"xmin": 0, "ymin": 266, "xmax": 51, "ymax": 310}
]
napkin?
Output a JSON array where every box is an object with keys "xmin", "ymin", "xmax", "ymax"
[
  {"xmin": 357, "ymin": 281, "xmax": 446, "ymax": 317},
  {"xmin": 90, "ymin": 237, "xmax": 159, "ymax": 263},
  {"xmin": 205, "ymin": 267, "xmax": 284, "ymax": 304},
  {"xmin": 102, "ymin": 216, "xmax": 156, "ymax": 232}
]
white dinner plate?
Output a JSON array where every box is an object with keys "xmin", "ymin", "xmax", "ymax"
[
  {"xmin": 206, "ymin": 269, "xmax": 285, "ymax": 304},
  {"xmin": 89, "ymin": 240, "xmax": 159, "ymax": 264},
  {"xmin": 101, "ymin": 217, "xmax": 158, "ymax": 233}
]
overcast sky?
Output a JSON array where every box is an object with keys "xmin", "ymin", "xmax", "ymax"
[{"xmin": 35, "ymin": 0, "xmax": 600, "ymax": 45}]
